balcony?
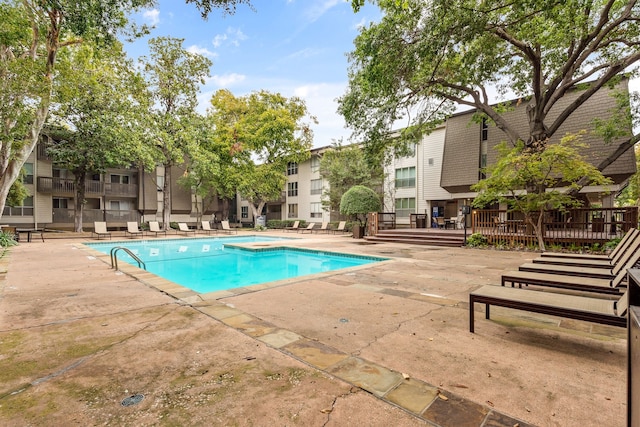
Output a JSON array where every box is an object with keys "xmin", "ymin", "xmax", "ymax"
[
  {"xmin": 52, "ymin": 208, "xmax": 140, "ymax": 224},
  {"xmin": 37, "ymin": 177, "xmax": 103, "ymax": 195},
  {"xmin": 105, "ymin": 182, "xmax": 138, "ymax": 197}
]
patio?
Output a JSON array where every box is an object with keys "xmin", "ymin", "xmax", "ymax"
[{"xmin": 0, "ymin": 231, "xmax": 627, "ymax": 426}]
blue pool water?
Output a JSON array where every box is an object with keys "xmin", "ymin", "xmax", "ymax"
[{"xmin": 87, "ymin": 236, "xmax": 385, "ymax": 293}]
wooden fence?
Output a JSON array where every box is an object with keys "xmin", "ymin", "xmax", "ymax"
[{"xmin": 472, "ymin": 207, "xmax": 638, "ymax": 247}]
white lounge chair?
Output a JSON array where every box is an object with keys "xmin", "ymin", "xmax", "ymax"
[
  {"xmin": 92, "ymin": 222, "xmax": 111, "ymax": 240},
  {"xmin": 200, "ymin": 221, "xmax": 217, "ymax": 235},
  {"xmin": 126, "ymin": 222, "xmax": 144, "ymax": 238},
  {"xmin": 148, "ymin": 221, "xmax": 166, "ymax": 237},
  {"xmin": 312, "ymin": 222, "xmax": 330, "ymax": 234},
  {"xmin": 284, "ymin": 220, "xmax": 300, "ymax": 232},
  {"xmin": 332, "ymin": 221, "xmax": 348, "ymax": 234},
  {"xmin": 219, "ymin": 220, "xmax": 237, "ymax": 234},
  {"xmin": 298, "ymin": 223, "xmax": 315, "ymax": 233},
  {"xmin": 177, "ymin": 222, "xmax": 196, "ymax": 235}
]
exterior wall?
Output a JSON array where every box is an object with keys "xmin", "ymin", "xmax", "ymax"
[
  {"xmin": 441, "ymin": 79, "xmax": 637, "ymax": 194},
  {"xmin": 384, "ymin": 125, "xmax": 451, "ymax": 225}
]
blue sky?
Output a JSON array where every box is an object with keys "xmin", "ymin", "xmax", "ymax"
[{"xmin": 127, "ymin": 0, "xmax": 381, "ymax": 148}]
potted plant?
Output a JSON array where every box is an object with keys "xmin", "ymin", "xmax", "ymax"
[{"xmin": 339, "ymin": 185, "xmax": 382, "ymax": 239}]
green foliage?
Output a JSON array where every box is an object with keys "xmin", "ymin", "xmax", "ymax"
[
  {"xmin": 472, "ymin": 133, "xmax": 612, "ymax": 250},
  {"xmin": 605, "ymin": 237, "xmax": 623, "ymax": 251},
  {"xmin": 203, "ymin": 89, "xmax": 315, "ymax": 220},
  {"xmin": 339, "ymin": 185, "xmax": 382, "ymax": 226},
  {"xmin": 466, "ymin": 233, "xmax": 488, "ymax": 248},
  {"xmin": 0, "ymin": 231, "xmax": 17, "ymax": 248},
  {"xmin": 0, "ymin": 0, "xmax": 157, "ymax": 222},
  {"xmin": 319, "ymin": 141, "xmax": 384, "ymax": 215},
  {"xmin": 6, "ymin": 171, "xmax": 28, "ymax": 208},
  {"xmin": 341, "ymin": 0, "xmax": 638, "ymax": 164}
]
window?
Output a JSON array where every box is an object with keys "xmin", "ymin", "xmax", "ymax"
[
  {"xmin": 53, "ymin": 198, "xmax": 68, "ymax": 209},
  {"xmin": 287, "ymin": 162, "xmax": 298, "ymax": 175},
  {"xmin": 395, "ymin": 167, "xmax": 416, "ymax": 188},
  {"xmin": 157, "ymin": 175, "xmax": 164, "ymax": 191},
  {"xmin": 311, "ymin": 156, "xmax": 320, "ymax": 173},
  {"xmin": 110, "ymin": 174, "xmax": 130, "ymax": 184},
  {"xmin": 23, "ymin": 163, "xmax": 34, "ymax": 184},
  {"xmin": 241, "ymin": 206, "xmax": 248, "ymax": 218},
  {"xmin": 394, "ymin": 198, "xmax": 415, "ymax": 218},
  {"xmin": 310, "ymin": 179, "xmax": 322, "ymax": 195},
  {"xmin": 288, "ymin": 203, "xmax": 298, "ymax": 218},
  {"xmin": 310, "ymin": 202, "xmax": 322, "ymax": 218},
  {"xmin": 288, "ymin": 181, "xmax": 298, "ymax": 197},
  {"xmin": 481, "ymin": 117, "xmax": 488, "ymax": 141},
  {"xmin": 3, "ymin": 196, "xmax": 33, "ymax": 216}
]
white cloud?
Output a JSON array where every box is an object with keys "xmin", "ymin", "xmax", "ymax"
[
  {"xmin": 292, "ymin": 82, "xmax": 349, "ymax": 146},
  {"xmin": 187, "ymin": 45, "xmax": 217, "ymax": 58},
  {"xmin": 305, "ymin": 0, "xmax": 342, "ymax": 23},
  {"xmin": 142, "ymin": 9, "xmax": 160, "ymax": 26},
  {"xmin": 210, "ymin": 73, "xmax": 247, "ymax": 88},
  {"xmin": 212, "ymin": 27, "xmax": 248, "ymax": 48}
]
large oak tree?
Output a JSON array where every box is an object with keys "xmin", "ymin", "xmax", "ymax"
[{"xmin": 341, "ymin": 0, "xmax": 640, "ymax": 167}]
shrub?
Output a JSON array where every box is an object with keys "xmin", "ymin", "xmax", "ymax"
[
  {"xmin": 604, "ymin": 237, "xmax": 622, "ymax": 251},
  {"xmin": 339, "ymin": 185, "xmax": 381, "ymax": 227},
  {"xmin": 0, "ymin": 231, "xmax": 18, "ymax": 248},
  {"xmin": 466, "ymin": 233, "xmax": 488, "ymax": 248}
]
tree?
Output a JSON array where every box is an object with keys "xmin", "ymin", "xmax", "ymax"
[
  {"xmin": 140, "ymin": 37, "xmax": 212, "ymax": 229},
  {"xmin": 342, "ymin": 0, "xmax": 640, "ymax": 168},
  {"xmin": 0, "ymin": 0, "xmax": 157, "ymax": 223},
  {"xmin": 0, "ymin": 0, "xmax": 251, "ymax": 223},
  {"xmin": 319, "ymin": 141, "xmax": 384, "ymax": 215},
  {"xmin": 340, "ymin": 185, "xmax": 382, "ymax": 235},
  {"xmin": 45, "ymin": 43, "xmax": 150, "ymax": 232},
  {"xmin": 471, "ymin": 133, "xmax": 612, "ymax": 251},
  {"xmin": 206, "ymin": 89, "xmax": 315, "ymax": 221}
]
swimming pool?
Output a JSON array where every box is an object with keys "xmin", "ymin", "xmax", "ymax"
[{"xmin": 87, "ymin": 236, "xmax": 386, "ymax": 293}]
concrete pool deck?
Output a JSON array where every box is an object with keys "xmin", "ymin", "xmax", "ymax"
[{"xmin": 0, "ymin": 230, "xmax": 627, "ymax": 426}]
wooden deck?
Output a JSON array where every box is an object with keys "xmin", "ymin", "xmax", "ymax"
[{"xmin": 365, "ymin": 228, "xmax": 466, "ymax": 247}]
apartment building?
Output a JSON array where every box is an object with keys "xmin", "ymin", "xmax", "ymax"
[
  {"xmin": 236, "ymin": 146, "xmax": 332, "ymax": 225},
  {"xmin": 1, "ymin": 136, "xmax": 227, "ymax": 230},
  {"xmin": 385, "ymin": 79, "xmax": 637, "ymax": 226}
]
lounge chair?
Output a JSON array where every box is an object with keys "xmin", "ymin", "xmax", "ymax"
[
  {"xmin": 518, "ymin": 238, "xmax": 640, "ymax": 280},
  {"xmin": 313, "ymin": 222, "xmax": 330, "ymax": 234},
  {"xmin": 502, "ymin": 270, "xmax": 625, "ymax": 295},
  {"xmin": 284, "ymin": 221, "xmax": 300, "ymax": 232},
  {"xmin": 126, "ymin": 222, "xmax": 144, "ymax": 238},
  {"xmin": 200, "ymin": 221, "xmax": 217, "ymax": 235},
  {"xmin": 469, "ymin": 284, "xmax": 629, "ymax": 333},
  {"xmin": 219, "ymin": 220, "xmax": 237, "ymax": 234},
  {"xmin": 298, "ymin": 222, "xmax": 315, "ymax": 233},
  {"xmin": 538, "ymin": 228, "xmax": 638, "ymax": 263},
  {"xmin": 332, "ymin": 221, "xmax": 348, "ymax": 234},
  {"xmin": 435, "ymin": 217, "xmax": 446, "ymax": 229},
  {"xmin": 92, "ymin": 222, "xmax": 111, "ymax": 240},
  {"xmin": 533, "ymin": 228, "xmax": 639, "ymax": 268},
  {"xmin": 177, "ymin": 222, "xmax": 196, "ymax": 235},
  {"xmin": 148, "ymin": 221, "xmax": 166, "ymax": 237}
]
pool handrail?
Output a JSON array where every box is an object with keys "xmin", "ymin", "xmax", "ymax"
[{"xmin": 110, "ymin": 246, "xmax": 147, "ymax": 271}]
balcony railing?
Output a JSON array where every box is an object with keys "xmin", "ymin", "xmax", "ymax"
[
  {"xmin": 37, "ymin": 177, "xmax": 103, "ymax": 195},
  {"xmin": 38, "ymin": 177, "xmax": 137, "ymax": 197},
  {"xmin": 52, "ymin": 208, "xmax": 140, "ymax": 224}
]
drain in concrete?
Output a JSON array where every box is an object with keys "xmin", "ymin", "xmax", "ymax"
[{"xmin": 121, "ymin": 394, "xmax": 144, "ymax": 407}]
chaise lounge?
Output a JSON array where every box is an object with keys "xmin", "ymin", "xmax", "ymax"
[
  {"xmin": 177, "ymin": 222, "xmax": 196, "ymax": 235},
  {"xmin": 92, "ymin": 221, "xmax": 112, "ymax": 240},
  {"xmin": 200, "ymin": 221, "xmax": 217, "ymax": 235},
  {"xmin": 218, "ymin": 220, "xmax": 237, "ymax": 234},
  {"xmin": 126, "ymin": 222, "xmax": 144, "ymax": 238},
  {"xmin": 469, "ymin": 284, "xmax": 629, "ymax": 333},
  {"xmin": 148, "ymin": 221, "xmax": 167, "ymax": 237}
]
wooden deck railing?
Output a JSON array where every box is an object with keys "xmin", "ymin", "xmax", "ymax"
[{"xmin": 472, "ymin": 207, "xmax": 639, "ymax": 246}]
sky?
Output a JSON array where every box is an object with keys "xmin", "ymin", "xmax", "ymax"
[{"xmin": 126, "ymin": 0, "xmax": 382, "ymax": 148}]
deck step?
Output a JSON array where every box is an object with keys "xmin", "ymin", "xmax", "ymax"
[{"xmin": 365, "ymin": 230, "xmax": 465, "ymax": 247}]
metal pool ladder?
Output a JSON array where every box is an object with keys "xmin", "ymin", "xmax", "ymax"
[{"xmin": 110, "ymin": 247, "xmax": 147, "ymax": 271}]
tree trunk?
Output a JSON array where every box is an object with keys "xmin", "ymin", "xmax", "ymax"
[
  {"xmin": 162, "ymin": 165, "xmax": 171, "ymax": 230},
  {"xmin": 222, "ymin": 198, "xmax": 230, "ymax": 221},
  {"xmin": 249, "ymin": 201, "xmax": 265, "ymax": 225},
  {"xmin": 74, "ymin": 172, "xmax": 86, "ymax": 232}
]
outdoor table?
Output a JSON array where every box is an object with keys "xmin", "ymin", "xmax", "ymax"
[{"xmin": 16, "ymin": 228, "xmax": 45, "ymax": 242}]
